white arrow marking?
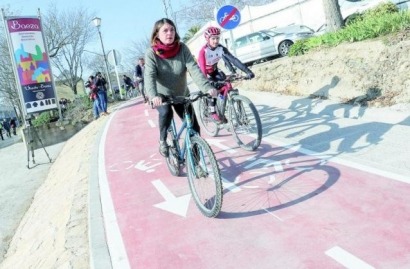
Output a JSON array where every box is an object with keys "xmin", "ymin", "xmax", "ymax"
[
  {"xmin": 135, "ymin": 160, "xmax": 161, "ymax": 173},
  {"xmin": 206, "ymin": 139, "xmax": 236, "ymax": 154},
  {"xmin": 152, "ymin": 180, "xmax": 191, "ymax": 217}
]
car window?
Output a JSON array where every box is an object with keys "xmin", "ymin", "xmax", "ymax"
[
  {"xmin": 248, "ymin": 33, "xmax": 264, "ymax": 43},
  {"xmin": 234, "ymin": 36, "xmax": 249, "ymax": 48}
]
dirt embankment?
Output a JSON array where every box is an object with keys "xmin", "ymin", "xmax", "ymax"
[{"xmin": 240, "ymin": 30, "xmax": 410, "ymax": 110}]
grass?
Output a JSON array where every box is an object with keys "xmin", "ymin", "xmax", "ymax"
[{"xmin": 289, "ymin": 2, "xmax": 410, "ymax": 56}]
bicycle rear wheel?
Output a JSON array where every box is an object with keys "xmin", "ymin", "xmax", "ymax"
[
  {"xmin": 228, "ymin": 94, "xmax": 262, "ymax": 151},
  {"xmin": 186, "ymin": 136, "xmax": 223, "ymax": 217},
  {"xmin": 165, "ymin": 129, "xmax": 181, "ymax": 176},
  {"xmin": 198, "ymin": 97, "xmax": 219, "ymax": 137}
]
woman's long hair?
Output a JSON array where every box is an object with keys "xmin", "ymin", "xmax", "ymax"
[{"xmin": 149, "ymin": 18, "xmax": 180, "ymax": 45}]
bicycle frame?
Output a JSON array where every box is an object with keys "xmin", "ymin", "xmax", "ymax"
[
  {"xmin": 169, "ymin": 104, "xmax": 199, "ymax": 166},
  {"xmin": 216, "ymin": 80, "xmax": 238, "ymax": 118}
]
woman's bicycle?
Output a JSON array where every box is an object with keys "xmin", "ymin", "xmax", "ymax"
[
  {"xmin": 155, "ymin": 92, "xmax": 223, "ymax": 218},
  {"xmin": 198, "ymin": 74, "xmax": 262, "ymax": 151}
]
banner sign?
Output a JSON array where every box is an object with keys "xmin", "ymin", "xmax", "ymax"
[{"xmin": 5, "ymin": 17, "xmax": 57, "ymax": 114}]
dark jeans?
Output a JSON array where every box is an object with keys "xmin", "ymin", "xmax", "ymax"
[
  {"xmin": 156, "ymin": 103, "xmax": 200, "ymax": 141},
  {"xmin": 139, "ymin": 81, "xmax": 146, "ymax": 100},
  {"xmin": 97, "ymin": 90, "xmax": 108, "ymax": 112}
]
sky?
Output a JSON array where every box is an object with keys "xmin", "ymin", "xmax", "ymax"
[{"xmin": 1, "ymin": 0, "xmax": 187, "ymax": 65}]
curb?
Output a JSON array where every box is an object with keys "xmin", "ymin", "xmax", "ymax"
[{"xmin": 88, "ymin": 117, "xmax": 113, "ymax": 269}]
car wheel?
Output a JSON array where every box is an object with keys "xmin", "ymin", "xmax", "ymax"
[{"xmin": 278, "ymin": 40, "xmax": 294, "ymax": 57}]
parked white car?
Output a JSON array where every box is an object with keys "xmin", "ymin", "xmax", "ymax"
[{"xmin": 231, "ymin": 29, "xmax": 313, "ymax": 65}]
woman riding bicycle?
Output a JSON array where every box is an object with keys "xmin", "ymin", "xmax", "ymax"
[
  {"xmin": 197, "ymin": 26, "xmax": 255, "ymax": 123},
  {"xmin": 144, "ymin": 18, "xmax": 217, "ymax": 157}
]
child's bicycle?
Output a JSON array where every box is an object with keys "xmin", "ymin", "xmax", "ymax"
[
  {"xmin": 198, "ymin": 74, "xmax": 262, "ymax": 151},
  {"xmin": 153, "ymin": 91, "xmax": 223, "ymax": 218}
]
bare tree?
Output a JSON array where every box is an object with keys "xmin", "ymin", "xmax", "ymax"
[
  {"xmin": 0, "ymin": 16, "xmax": 23, "ymax": 118},
  {"xmin": 322, "ymin": 0, "xmax": 344, "ymax": 32},
  {"xmin": 42, "ymin": 5, "xmax": 96, "ymax": 95},
  {"xmin": 41, "ymin": 6, "xmax": 72, "ymax": 58},
  {"xmin": 123, "ymin": 38, "xmax": 150, "ymax": 74}
]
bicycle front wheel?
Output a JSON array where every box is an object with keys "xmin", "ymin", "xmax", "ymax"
[
  {"xmin": 228, "ymin": 94, "xmax": 262, "ymax": 151},
  {"xmin": 198, "ymin": 97, "xmax": 219, "ymax": 137},
  {"xmin": 186, "ymin": 136, "xmax": 223, "ymax": 217},
  {"xmin": 166, "ymin": 129, "xmax": 181, "ymax": 176}
]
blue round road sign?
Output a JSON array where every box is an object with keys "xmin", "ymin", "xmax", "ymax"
[{"xmin": 216, "ymin": 5, "xmax": 241, "ymax": 30}]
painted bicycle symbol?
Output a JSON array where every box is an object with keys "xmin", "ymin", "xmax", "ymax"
[{"xmin": 219, "ymin": 12, "xmax": 239, "ymax": 24}]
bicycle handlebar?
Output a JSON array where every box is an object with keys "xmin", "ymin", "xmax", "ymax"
[
  {"xmin": 150, "ymin": 91, "xmax": 211, "ymax": 108},
  {"xmin": 210, "ymin": 74, "xmax": 250, "ymax": 89}
]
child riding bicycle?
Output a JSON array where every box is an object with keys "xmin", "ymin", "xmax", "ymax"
[{"xmin": 197, "ymin": 26, "xmax": 255, "ymax": 123}]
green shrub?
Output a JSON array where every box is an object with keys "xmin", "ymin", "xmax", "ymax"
[
  {"xmin": 364, "ymin": 2, "xmax": 398, "ymax": 17},
  {"xmin": 32, "ymin": 112, "xmax": 52, "ymax": 127},
  {"xmin": 289, "ymin": 39, "xmax": 309, "ymax": 56},
  {"xmin": 290, "ymin": 3, "xmax": 410, "ymax": 56}
]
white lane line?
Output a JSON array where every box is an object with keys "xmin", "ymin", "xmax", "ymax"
[
  {"xmin": 262, "ymin": 208, "xmax": 284, "ymax": 221},
  {"xmin": 273, "ymin": 161, "xmax": 283, "ymax": 172},
  {"xmin": 148, "ymin": 119, "xmax": 155, "ymax": 128},
  {"xmin": 144, "ymin": 109, "xmax": 149, "ymax": 116},
  {"xmin": 263, "ymin": 136, "xmax": 410, "ymax": 184},
  {"xmin": 325, "ymin": 246, "xmax": 375, "ymax": 269},
  {"xmin": 99, "ymin": 115, "xmax": 131, "ymax": 269}
]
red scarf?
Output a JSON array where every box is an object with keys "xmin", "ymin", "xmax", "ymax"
[{"xmin": 152, "ymin": 41, "xmax": 181, "ymax": 59}]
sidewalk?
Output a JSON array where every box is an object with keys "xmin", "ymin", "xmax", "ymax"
[{"xmin": 0, "ymin": 135, "xmax": 65, "ymax": 263}]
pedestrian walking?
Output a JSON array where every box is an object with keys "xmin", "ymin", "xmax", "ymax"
[
  {"xmin": 134, "ymin": 57, "xmax": 147, "ymax": 102},
  {"xmin": 86, "ymin": 75, "xmax": 103, "ymax": 120},
  {"xmin": 0, "ymin": 121, "xmax": 4, "ymax": 140},
  {"xmin": 9, "ymin": 118, "xmax": 17, "ymax": 136},
  {"xmin": 93, "ymin": 72, "xmax": 109, "ymax": 115},
  {"xmin": 2, "ymin": 119, "xmax": 11, "ymax": 137}
]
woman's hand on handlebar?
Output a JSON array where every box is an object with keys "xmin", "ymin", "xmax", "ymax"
[
  {"xmin": 207, "ymin": 88, "xmax": 218, "ymax": 98},
  {"xmin": 151, "ymin": 96, "xmax": 163, "ymax": 107}
]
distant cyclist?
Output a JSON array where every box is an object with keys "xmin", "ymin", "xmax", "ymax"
[
  {"xmin": 123, "ymin": 74, "xmax": 135, "ymax": 95},
  {"xmin": 197, "ymin": 26, "xmax": 255, "ymax": 122}
]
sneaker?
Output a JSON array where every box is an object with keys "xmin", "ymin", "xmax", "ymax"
[
  {"xmin": 211, "ymin": 113, "xmax": 221, "ymax": 123},
  {"xmin": 159, "ymin": 141, "xmax": 169, "ymax": 157}
]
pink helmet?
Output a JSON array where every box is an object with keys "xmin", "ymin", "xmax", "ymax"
[{"xmin": 204, "ymin": 26, "xmax": 221, "ymax": 40}]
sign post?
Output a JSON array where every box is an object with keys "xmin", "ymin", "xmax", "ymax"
[
  {"xmin": 216, "ymin": 5, "xmax": 241, "ymax": 56},
  {"xmin": 108, "ymin": 49, "xmax": 123, "ymax": 100}
]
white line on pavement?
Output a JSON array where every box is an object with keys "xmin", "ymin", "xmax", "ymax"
[
  {"xmin": 99, "ymin": 115, "xmax": 131, "ymax": 269},
  {"xmin": 325, "ymin": 246, "xmax": 375, "ymax": 269}
]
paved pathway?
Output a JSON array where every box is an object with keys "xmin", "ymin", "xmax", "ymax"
[
  {"xmin": 91, "ymin": 92, "xmax": 410, "ymax": 268},
  {"xmin": 0, "ymin": 135, "xmax": 65, "ymax": 263}
]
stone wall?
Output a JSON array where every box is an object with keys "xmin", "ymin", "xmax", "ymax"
[{"xmin": 22, "ymin": 122, "xmax": 85, "ymax": 151}]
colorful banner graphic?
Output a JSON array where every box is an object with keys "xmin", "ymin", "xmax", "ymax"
[{"xmin": 5, "ymin": 17, "xmax": 57, "ymax": 114}]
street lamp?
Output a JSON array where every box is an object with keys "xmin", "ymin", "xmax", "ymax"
[{"xmin": 92, "ymin": 17, "xmax": 114, "ymax": 100}]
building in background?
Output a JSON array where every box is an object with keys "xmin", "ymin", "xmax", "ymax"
[{"xmin": 187, "ymin": 0, "xmax": 410, "ymax": 57}]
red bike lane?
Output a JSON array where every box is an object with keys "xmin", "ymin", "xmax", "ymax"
[{"xmin": 100, "ymin": 99, "xmax": 410, "ymax": 269}]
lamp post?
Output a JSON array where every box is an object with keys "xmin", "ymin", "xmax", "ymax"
[{"xmin": 92, "ymin": 17, "xmax": 114, "ymax": 100}]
